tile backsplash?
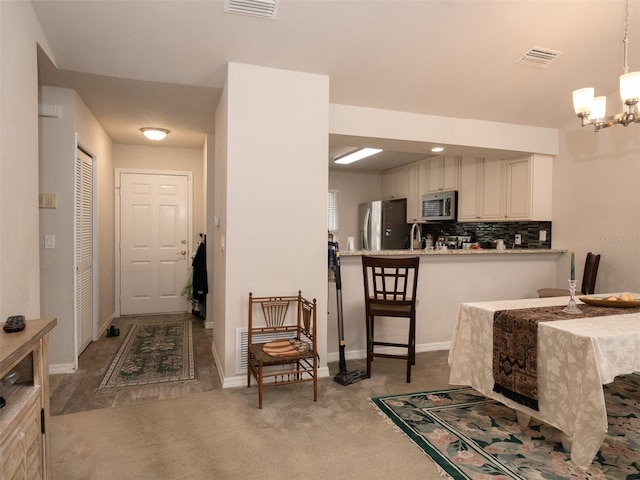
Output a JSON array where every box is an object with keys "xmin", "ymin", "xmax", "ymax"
[{"xmin": 419, "ymin": 221, "xmax": 552, "ymax": 249}]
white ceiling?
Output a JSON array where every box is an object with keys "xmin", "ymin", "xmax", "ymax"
[{"xmin": 33, "ymin": 0, "xmax": 640, "ymax": 170}]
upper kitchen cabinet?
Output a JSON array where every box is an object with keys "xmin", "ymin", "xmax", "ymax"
[
  {"xmin": 381, "ymin": 164, "xmax": 410, "ymax": 200},
  {"xmin": 505, "ymin": 154, "xmax": 553, "ymax": 221},
  {"xmin": 458, "ymin": 157, "xmax": 505, "ymax": 221},
  {"xmin": 406, "ymin": 163, "xmax": 420, "ymax": 223},
  {"xmin": 424, "ymin": 156, "xmax": 460, "ymax": 193},
  {"xmin": 458, "ymin": 154, "xmax": 553, "ymax": 222}
]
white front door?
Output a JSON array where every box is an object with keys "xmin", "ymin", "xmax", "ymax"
[{"xmin": 119, "ymin": 172, "xmax": 190, "ymax": 315}]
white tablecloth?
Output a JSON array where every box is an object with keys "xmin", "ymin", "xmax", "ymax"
[{"xmin": 448, "ymin": 295, "xmax": 640, "ymax": 469}]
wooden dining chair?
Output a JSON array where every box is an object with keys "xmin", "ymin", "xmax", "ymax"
[
  {"xmin": 361, "ymin": 256, "xmax": 420, "ymax": 383},
  {"xmin": 246, "ymin": 291, "xmax": 317, "ymax": 409},
  {"xmin": 537, "ymin": 252, "xmax": 601, "ymax": 297}
]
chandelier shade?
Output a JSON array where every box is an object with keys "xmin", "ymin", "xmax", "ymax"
[
  {"xmin": 572, "ymin": 88, "xmax": 595, "ymax": 116},
  {"xmin": 620, "ymin": 71, "xmax": 640, "ymax": 102},
  {"xmin": 589, "ymin": 97, "xmax": 607, "ymax": 120}
]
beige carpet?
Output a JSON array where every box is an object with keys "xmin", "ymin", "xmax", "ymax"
[{"xmin": 50, "ymin": 352, "xmax": 451, "ymax": 479}]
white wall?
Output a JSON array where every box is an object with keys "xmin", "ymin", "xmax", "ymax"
[
  {"xmin": 552, "ymin": 113, "xmax": 640, "ymax": 293},
  {"xmin": 214, "ymin": 63, "xmax": 329, "ymax": 386},
  {"xmin": 328, "ymin": 169, "xmax": 382, "ymax": 247},
  {"xmin": 113, "ymin": 144, "xmax": 206, "ymax": 248},
  {"xmin": 330, "ymin": 104, "xmax": 559, "ymax": 156},
  {"xmin": 211, "ymin": 88, "xmax": 228, "ymax": 372},
  {"xmin": 39, "ymin": 86, "xmax": 113, "ymax": 370},
  {"xmin": 0, "ymin": 2, "xmax": 52, "ymax": 320}
]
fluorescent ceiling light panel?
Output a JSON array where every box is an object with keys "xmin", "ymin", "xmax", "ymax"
[{"xmin": 334, "ymin": 148, "xmax": 382, "ymax": 165}]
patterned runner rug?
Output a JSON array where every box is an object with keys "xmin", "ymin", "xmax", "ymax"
[
  {"xmin": 98, "ymin": 319, "xmax": 197, "ymax": 389},
  {"xmin": 372, "ymin": 374, "xmax": 640, "ymax": 479}
]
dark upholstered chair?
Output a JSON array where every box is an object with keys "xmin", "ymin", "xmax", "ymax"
[
  {"xmin": 246, "ymin": 291, "xmax": 317, "ymax": 409},
  {"xmin": 362, "ymin": 256, "xmax": 420, "ymax": 383},
  {"xmin": 538, "ymin": 252, "xmax": 601, "ymax": 298}
]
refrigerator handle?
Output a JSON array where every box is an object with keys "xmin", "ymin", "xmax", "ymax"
[{"xmin": 363, "ymin": 207, "xmax": 371, "ymax": 250}]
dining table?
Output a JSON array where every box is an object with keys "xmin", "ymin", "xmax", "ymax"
[{"xmin": 448, "ymin": 294, "xmax": 640, "ymax": 469}]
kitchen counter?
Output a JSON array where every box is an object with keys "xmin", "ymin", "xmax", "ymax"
[
  {"xmin": 340, "ymin": 248, "xmax": 566, "ymax": 256},
  {"xmin": 327, "ymin": 248, "xmax": 566, "ymax": 364}
]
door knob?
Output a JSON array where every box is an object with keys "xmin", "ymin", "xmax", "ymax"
[{"xmin": 178, "ymin": 250, "xmax": 187, "ymax": 256}]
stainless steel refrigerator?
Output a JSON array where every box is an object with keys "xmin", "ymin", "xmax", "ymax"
[{"xmin": 358, "ymin": 198, "xmax": 410, "ymax": 250}]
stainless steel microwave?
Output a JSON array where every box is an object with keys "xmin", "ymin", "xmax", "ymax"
[{"xmin": 422, "ymin": 190, "xmax": 457, "ymax": 221}]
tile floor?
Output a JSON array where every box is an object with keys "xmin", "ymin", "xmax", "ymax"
[{"xmin": 50, "ymin": 313, "xmax": 222, "ymax": 416}]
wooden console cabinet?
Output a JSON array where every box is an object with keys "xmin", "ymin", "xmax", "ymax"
[{"xmin": 0, "ymin": 318, "xmax": 56, "ymax": 480}]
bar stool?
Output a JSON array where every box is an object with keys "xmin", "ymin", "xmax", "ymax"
[{"xmin": 361, "ymin": 255, "xmax": 420, "ymax": 383}]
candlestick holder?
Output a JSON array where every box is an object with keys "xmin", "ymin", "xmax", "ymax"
[{"xmin": 563, "ymin": 279, "xmax": 582, "ymax": 314}]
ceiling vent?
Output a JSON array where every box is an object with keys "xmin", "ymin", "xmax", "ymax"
[
  {"xmin": 516, "ymin": 46, "xmax": 563, "ymax": 68},
  {"xmin": 224, "ymin": 0, "xmax": 279, "ymax": 19}
]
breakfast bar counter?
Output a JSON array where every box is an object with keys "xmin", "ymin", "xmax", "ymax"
[
  {"xmin": 340, "ymin": 248, "xmax": 567, "ymax": 257},
  {"xmin": 327, "ymin": 248, "xmax": 567, "ymax": 363}
]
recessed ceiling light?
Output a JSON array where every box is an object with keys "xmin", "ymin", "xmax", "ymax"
[
  {"xmin": 431, "ymin": 146, "xmax": 445, "ymax": 153},
  {"xmin": 141, "ymin": 127, "xmax": 170, "ymax": 141},
  {"xmin": 334, "ymin": 148, "xmax": 382, "ymax": 165}
]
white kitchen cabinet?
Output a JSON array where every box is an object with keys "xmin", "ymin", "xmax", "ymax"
[
  {"xmin": 459, "ymin": 154, "xmax": 552, "ymax": 222},
  {"xmin": 381, "ymin": 165, "xmax": 410, "ymax": 200},
  {"xmin": 458, "ymin": 157, "xmax": 505, "ymax": 221},
  {"xmin": 480, "ymin": 157, "xmax": 506, "ymax": 220},
  {"xmin": 406, "ymin": 163, "xmax": 421, "ymax": 223},
  {"xmin": 457, "ymin": 157, "xmax": 480, "ymax": 220},
  {"xmin": 426, "ymin": 156, "xmax": 460, "ymax": 193},
  {"xmin": 505, "ymin": 154, "xmax": 553, "ymax": 220}
]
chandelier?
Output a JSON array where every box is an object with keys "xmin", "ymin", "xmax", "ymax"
[{"xmin": 572, "ymin": 0, "xmax": 640, "ymax": 131}]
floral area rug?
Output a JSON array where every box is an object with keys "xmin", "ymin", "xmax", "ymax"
[
  {"xmin": 371, "ymin": 374, "xmax": 640, "ymax": 479},
  {"xmin": 98, "ymin": 320, "xmax": 197, "ymax": 389}
]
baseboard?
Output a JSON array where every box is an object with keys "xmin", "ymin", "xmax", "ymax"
[
  {"xmin": 222, "ymin": 366, "xmax": 331, "ymax": 389},
  {"xmin": 49, "ymin": 363, "xmax": 76, "ymax": 374},
  {"xmin": 325, "ymin": 340, "xmax": 451, "ymax": 363}
]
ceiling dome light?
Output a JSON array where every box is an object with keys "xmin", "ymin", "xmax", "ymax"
[{"xmin": 141, "ymin": 127, "xmax": 170, "ymax": 141}]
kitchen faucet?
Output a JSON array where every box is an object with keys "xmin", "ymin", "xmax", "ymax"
[{"xmin": 410, "ymin": 222, "xmax": 421, "ymax": 251}]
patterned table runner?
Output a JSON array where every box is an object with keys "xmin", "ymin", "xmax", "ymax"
[{"xmin": 493, "ymin": 304, "xmax": 640, "ymax": 410}]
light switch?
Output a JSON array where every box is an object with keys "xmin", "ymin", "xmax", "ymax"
[
  {"xmin": 539, "ymin": 230, "xmax": 547, "ymax": 242},
  {"xmin": 45, "ymin": 235, "xmax": 55, "ymax": 249}
]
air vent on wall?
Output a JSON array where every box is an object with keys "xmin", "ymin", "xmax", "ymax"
[
  {"xmin": 516, "ymin": 46, "xmax": 563, "ymax": 68},
  {"xmin": 224, "ymin": 0, "xmax": 279, "ymax": 19}
]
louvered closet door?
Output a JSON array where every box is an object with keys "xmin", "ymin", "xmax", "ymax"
[{"xmin": 75, "ymin": 149, "xmax": 94, "ymax": 354}]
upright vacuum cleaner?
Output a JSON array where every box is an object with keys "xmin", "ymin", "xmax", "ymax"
[{"xmin": 329, "ymin": 241, "xmax": 367, "ymax": 386}]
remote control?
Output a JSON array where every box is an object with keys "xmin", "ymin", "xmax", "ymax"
[{"xmin": 3, "ymin": 315, "xmax": 25, "ymax": 333}]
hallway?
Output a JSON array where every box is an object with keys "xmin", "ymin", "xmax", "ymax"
[{"xmin": 50, "ymin": 313, "xmax": 221, "ymax": 415}]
